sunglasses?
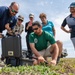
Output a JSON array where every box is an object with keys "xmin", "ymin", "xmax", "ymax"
[
  {"xmin": 10, "ymin": 7, "xmax": 18, "ymax": 13},
  {"xmin": 33, "ymin": 28, "xmax": 38, "ymax": 30},
  {"xmin": 18, "ymin": 19, "xmax": 23, "ymax": 22}
]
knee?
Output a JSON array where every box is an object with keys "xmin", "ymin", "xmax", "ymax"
[{"xmin": 56, "ymin": 40, "xmax": 63, "ymax": 46}]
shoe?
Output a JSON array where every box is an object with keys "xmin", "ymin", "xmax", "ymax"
[
  {"xmin": 1, "ymin": 57, "xmax": 5, "ymax": 61},
  {"xmin": 61, "ymin": 49, "xmax": 68, "ymax": 58}
]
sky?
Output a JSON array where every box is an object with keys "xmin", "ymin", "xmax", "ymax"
[{"xmin": 0, "ymin": 0, "xmax": 75, "ymax": 57}]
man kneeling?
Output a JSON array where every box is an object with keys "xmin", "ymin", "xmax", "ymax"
[{"xmin": 29, "ymin": 21, "xmax": 59, "ymax": 65}]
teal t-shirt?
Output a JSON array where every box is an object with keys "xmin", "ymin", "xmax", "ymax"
[
  {"xmin": 29, "ymin": 31, "xmax": 56, "ymax": 51},
  {"xmin": 42, "ymin": 21, "xmax": 54, "ymax": 36}
]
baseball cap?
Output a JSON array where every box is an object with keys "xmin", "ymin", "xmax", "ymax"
[
  {"xmin": 69, "ymin": 2, "xmax": 75, "ymax": 8},
  {"xmin": 18, "ymin": 15, "xmax": 24, "ymax": 21},
  {"xmin": 29, "ymin": 13, "xmax": 34, "ymax": 17}
]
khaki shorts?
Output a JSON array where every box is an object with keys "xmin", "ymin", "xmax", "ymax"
[
  {"xmin": 38, "ymin": 45, "xmax": 51, "ymax": 57},
  {"xmin": 33, "ymin": 45, "xmax": 51, "ymax": 57},
  {"xmin": 30, "ymin": 46, "xmax": 51, "ymax": 57}
]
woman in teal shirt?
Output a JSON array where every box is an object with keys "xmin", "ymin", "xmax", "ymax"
[
  {"xmin": 39, "ymin": 13, "xmax": 63, "ymax": 63},
  {"xmin": 42, "ymin": 20, "xmax": 54, "ymax": 36}
]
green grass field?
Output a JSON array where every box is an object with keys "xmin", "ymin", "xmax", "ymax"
[{"xmin": 0, "ymin": 58, "xmax": 75, "ymax": 75}]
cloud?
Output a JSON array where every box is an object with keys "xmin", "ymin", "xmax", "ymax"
[
  {"xmin": 0, "ymin": 0, "xmax": 75, "ymax": 57},
  {"xmin": 37, "ymin": 1, "xmax": 48, "ymax": 6}
]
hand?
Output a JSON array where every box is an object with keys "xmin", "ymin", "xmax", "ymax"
[
  {"xmin": 38, "ymin": 56, "xmax": 45, "ymax": 63},
  {"xmin": 27, "ymin": 24, "xmax": 31, "ymax": 28},
  {"xmin": 66, "ymin": 28, "xmax": 72, "ymax": 33},
  {"xmin": 5, "ymin": 23, "xmax": 11, "ymax": 31},
  {"xmin": 28, "ymin": 21, "xmax": 32, "ymax": 26},
  {"xmin": 49, "ymin": 60, "xmax": 57, "ymax": 66},
  {"xmin": 15, "ymin": 32, "xmax": 19, "ymax": 35},
  {"xmin": 26, "ymin": 23, "xmax": 32, "ymax": 30},
  {"xmin": 28, "ymin": 24, "xmax": 31, "ymax": 27},
  {"xmin": 27, "ymin": 21, "xmax": 32, "ymax": 28},
  {"xmin": 67, "ymin": 30, "xmax": 71, "ymax": 33},
  {"xmin": 0, "ymin": 33, "xmax": 3, "ymax": 38},
  {"xmin": 7, "ymin": 30, "xmax": 13, "ymax": 35}
]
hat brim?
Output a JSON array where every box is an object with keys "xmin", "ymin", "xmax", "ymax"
[
  {"xmin": 29, "ymin": 16, "xmax": 34, "ymax": 17},
  {"xmin": 18, "ymin": 18, "xmax": 24, "ymax": 20},
  {"xmin": 69, "ymin": 6, "xmax": 75, "ymax": 8}
]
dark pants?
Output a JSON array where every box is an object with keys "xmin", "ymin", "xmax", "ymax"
[
  {"xmin": 0, "ymin": 27, "xmax": 3, "ymax": 33},
  {"xmin": 26, "ymin": 34, "xmax": 33, "ymax": 58}
]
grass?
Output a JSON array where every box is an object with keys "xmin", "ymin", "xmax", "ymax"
[{"xmin": 0, "ymin": 58, "xmax": 75, "ymax": 75}]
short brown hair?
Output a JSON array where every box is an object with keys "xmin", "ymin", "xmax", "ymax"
[
  {"xmin": 39, "ymin": 13, "xmax": 46, "ymax": 18},
  {"xmin": 32, "ymin": 21, "xmax": 42, "ymax": 27}
]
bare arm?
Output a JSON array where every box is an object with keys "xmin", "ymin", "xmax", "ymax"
[
  {"xmin": 26, "ymin": 24, "xmax": 30, "ymax": 30},
  {"xmin": 49, "ymin": 43, "xmax": 59, "ymax": 65},
  {"xmin": 30, "ymin": 43, "xmax": 41, "ymax": 57},
  {"xmin": 53, "ymin": 27, "xmax": 56, "ymax": 37},
  {"xmin": 61, "ymin": 26, "xmax": 71, "ymax": 33},
  {"xmin": 5, "ymin": 23, "xmax": 13, "ymax": 35},
  {"xmin": 50, "ymin": 43, "xmax": 59, "ymax": 61},
  {"xmin": 26, "ymin": 22, "xmax": 32, "ymax": 30},
  {"xmin": 30, "ymin": 43, "xmax": 45, "ymax": 62},
  {"xmin": 5, "ymin": 23, "xmax": 11, "ymax": 31}
]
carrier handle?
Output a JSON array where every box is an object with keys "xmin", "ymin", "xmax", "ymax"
[{"xmin": 11, "ymin": 32, "xmax": 21, "ymax": 38}]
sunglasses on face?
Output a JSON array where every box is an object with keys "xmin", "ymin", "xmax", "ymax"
[
  {"xmin": 70, "ymin": 7, "xmax": 75, "ymax": 9},
  {"xmin": 33, "ymin": 28, "xmax": 38, "ymax": 31},
  {"xmin": 10, "ymin": 7, "xmax": 18, "ymax": 13},
  {"xmin": 18, "ymin": 19, "xmax": 23, "ymax": 22}
]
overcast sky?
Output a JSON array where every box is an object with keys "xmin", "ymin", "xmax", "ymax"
[
  {"xmin": 0, "ymin": 0, "xmax": 74, "ymax": 41},
  {"xmin": 0, "ymin": 0, "xmax": 75, "ymax": 57}
]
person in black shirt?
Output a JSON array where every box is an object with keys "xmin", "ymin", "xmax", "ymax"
[
  {"xmin": 61, "ymin": 2, "xmax": 75, "ymax": 49},
  {"xmin": 25, "ymin": 13, "xmax": 34, "ymax": 58}
]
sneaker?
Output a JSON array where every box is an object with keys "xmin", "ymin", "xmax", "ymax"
[
  {"xmin": 1, "ymin": 57, "xmax": 5, "ymax": 61},
  {"xmin": 61, "ymin": 49, "xmax": 68, "ymax": 58}
]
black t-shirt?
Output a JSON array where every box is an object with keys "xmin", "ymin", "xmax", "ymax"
[
  {"xmin": 25, "ymin": 22, "xmax": 33, "ymax": 35},
  {"xmin": 61, "ymin": 14, "xmax": 75, "ymax": 38}
]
